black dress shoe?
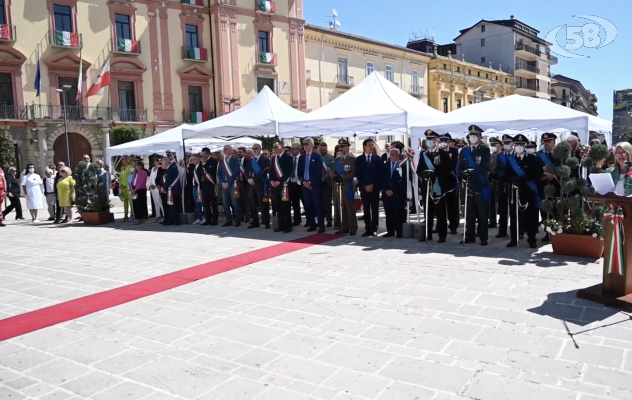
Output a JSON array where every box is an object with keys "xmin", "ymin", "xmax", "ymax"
[
  {"xmin": 222, "ymin": 222, "xmax": 232, "ymax": 227},
  {"xmin": 506, "ymin": 241, "xmax": 518, "ymax": 247},
  {"xmin": 529, "ymin": 242, "xmax": 538, "ymax": 249},
  {"xmin": 265, "ymin": 224, "xmax": 271, "ymax": 229},
  {"xmin": 201, "ymin": 222, "xmax": 211, "ymax": 226},
  {"xmin": 307, "ymin": 226, "xmax": 317, "ymax": 232},
  {"xmin": 541, "ymin": 234, "xmax": 550, "ymax": 243},
  {"xmin": 450, "ymin": 230, "xmax": 458, "ymax": 235},
  {"xmin": 247, "ymin": 224, "xmax": 259, "ymax": 229},
  {"xmin": 293, "ymin": 221, "xmax": 301, "ymax": 226},
  {"xmin": 47, "ymin": 217, "xmax": 55, "ymax": 221},
  {"xmin": 326, "ymin": 222, "xmax": 332, "ymax": 228},
  {"xmin": 383, "ymin": 232, "xmax": 395, "ymax": 238},
  {"xmin": 489, "ymin": 224, "xmax": 497, "ymax": 229},
  {"xmin": 210, "ymin": 222, "xmax": 218, "ymax": 226},
  {"xmin": 303, "ymin": 223, "xmax": 309, "ymax": 227},
  {"xmin": 396, "ymin": 234, "xmax": 402, "ymax": 238},
  {"xmin": 318, "ymin": 227, "xmax": 325, "ymax": 233},
  {"xmin": 495, "ymin": 232, "xmax": 507, "ymax": 239},
  {"xmin": 361, "ymin": 231, "xmax": 372, "ymax": 237},
  {"xmin": 0, "ymin": 222, "xmax": 5, "ymax": 227},
  {"xmin": 284, "ymin": 229, "xmax": 292, "ymax": 233},
  {"xmin": 234, "ymin": 222, "xmax": 241, "ymax": 227},
  {"xmin": 349, "ymin": 230, "xmax": 356, "ymax": 236},
  {"xmin": 459, "ymin": 239, "xmax": 475, "ymax": 244},
  {"xmin": 53, "ymin": 220, "xmax": 60, "ymax": 224},
  {"xmin": 438, "ymin": 238, "xmax": 446, "ymax": 243},
  {"xmin": 480, "ymin": 240, "xmax": 488, "ymax": 246}
]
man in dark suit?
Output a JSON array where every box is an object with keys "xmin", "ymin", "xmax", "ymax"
[
  {"xmin": 288, "ymin": 143, "xmax": 304, "ymax": 226},
  {"xmin": 160, "ymin": 152, "xmax": 182, "ymax": 226},
  {"xmin": 355, "ymin": 139, "xmax": 382, "ymax": 237},
  {"xmin": 382, "ymin": 147, "xmax": 408, "ymax": 238},
  {"xmin": 298, "ymin": 137, "xmax": 325, "ymax": 233},
  {"xmin": 199, "ymin": 147, "xmax": 219, "ymax": 226},
  {"xmin": 270, "ymin": 142, "xmax": 293, "ymax": 233},
  {"xmin": 246, "ymin": 143, "xmax": 271, "ymax": 229},
  {"xmin": 459, "ymin": 125, "xmax": 491, "ymax": 246},
  {"xmin": 319, "ymin": 143, "xmax": 334, "ymax": 227},
  {"xmin": 217, "ymin": 145, "xmax": 243, "ymax": 227}
]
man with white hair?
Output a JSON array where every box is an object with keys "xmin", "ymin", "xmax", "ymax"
[
  {"xmin": 566, "ymin": 132, "xmax": 582, "ymax": 179},
  {"xmin": 298, "ymin": 137, "xmax": 326, "ymax": 233},
  {"xmin": 218, "ymin": 145, "xmax": 243, "ymax": 227}
]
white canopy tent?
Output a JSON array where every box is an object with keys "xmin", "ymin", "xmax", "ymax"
[
  {"xmin": 277, "ymin": 71, "xmax": 446, "ymax": 138},
  {"xmin": 409, "ymin": 94, "xmax": 612, "ymax": 146},
  {"xmin": 181, "ymin": 86, "xmax": 305, "ymax": 139}
]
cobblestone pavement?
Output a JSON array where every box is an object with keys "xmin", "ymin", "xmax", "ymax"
[{"xmin": 0, "ymin": 206, "xmax": 631, "ymax": 400}]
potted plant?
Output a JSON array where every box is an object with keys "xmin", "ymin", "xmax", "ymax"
[
  {"xmin": 75, "ymin": 161, "xmax": 112, "ymax": 225},
  {"xmin": 540, "ymin": 141, "xmax": 609, "ymax": 258}
]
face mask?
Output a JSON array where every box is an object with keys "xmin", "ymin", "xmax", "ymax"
[
  {"xmin": 469, "ymin": 135, "xmax": 479, "ymax": 144},
  {"xmin": 503, "ymin": 144, "xmax": 512, "ymax": 152},
  {"xmin": 491, "ymin": 147, "xmax": 498, "ymax": 153},
  {"xmin": 427, "ymin": 140, "xmax": 436, "ymax": 148},
  {"xmin": 439, "ymin": 142, "xmax": 448, "ymax": 149},
  {"xmin": 28, "ymin": 168, "xmax": 34, "ymax": 173},
  {"xmin": 526, "ymin": 148, "xmax": 535, "ymax": 155},
  {"xmin": 515, "ymin": 146, "xmax": 525, "ymax": 154}
]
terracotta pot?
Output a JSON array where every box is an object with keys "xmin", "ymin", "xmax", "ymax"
[
  {"xmin": 82, "ymin": 211, "xmax": 109, "ymax": 225},
  {"xmin": 551, "ymin": 233, "xmax": 604, "ymax": 259}
]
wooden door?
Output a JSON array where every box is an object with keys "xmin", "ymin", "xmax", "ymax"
[{"xmin": 53, "ymin": 132, "xmax": 91, "ymax": 169}]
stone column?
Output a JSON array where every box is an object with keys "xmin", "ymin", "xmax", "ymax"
[
  {"xmin": 37, "ymin": 126, "xmax": 48, "ymax": 173},
  {"xmin": 101, "ymin": 125, "xmax": 111, "ymax": 165}
]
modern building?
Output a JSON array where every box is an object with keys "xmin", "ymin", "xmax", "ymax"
[
  {"xmin": 407, "ymin": 39, "xmax": 514, "ymax": 112},
  {"xmin": 303, "ymin": 24, "xmax": 431, "ymax": 151},
  {"xmin": 613, "ymin": 89, "xmax": 632, "ymax": 143},
  {"xmin": 1, "ymin": 0, "xmax": 305, "ymax": 172},
  {"xmin": 452, "ymin": 16, "xmax": 558, "ymax": 100},
  {"xmin": 550, "ymin": 74, "xmax": 598, "ymax": 116}
]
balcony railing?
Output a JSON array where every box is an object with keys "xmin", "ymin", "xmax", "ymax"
[
  {"xmin": 515, "ymin": 63, "xmax": 540, "ymax": 74},
  {"xmin": 184, "ymin": 110, "xmax": 214, "ymax": 124},
  {"xmin": 515, "ymin": 42, "xmax": 540, "ymax": 56},
  {"xmin": 48, "ymin": 30, "xmax": 82, "ymax": 49},
  {"xmin": 258, "ymin": 52, "xmax": 277, "ymax": 65},
  {"xmin": 0, "ymin": 24, "xmax": 16, "ymax": 42},
  {"xmin": 113, "ymin": 108, "xmax": 148, "ymax": 122},
  {"xmin": 112, "ymin": 38, "xmax": 141, "ymax": 55},
  {"xmin": 547, "ymin": 53, "xmax": 559, "ymax": 63},
  {"xmin": 256, "ymin": 0, "xmax": 275, "ymax": 12},
  {"xmin": 409, "ymin": 85, "xmax": 423, "ymax": 96},
  {"xmin": 181, "ymin": 0, "xmax": 204, "ymax": 5},
  {"xmin": 28, "ymin": 104, "xmax": 147, "ymax": 122},
  {"xmin": 182, "ymin": 46, "xmax": 207, "ymax": 61},
  {"xmin": 336, "ymin": 75, "xmax": 354, "ymax": 87},
  {"xmin": 0, "ymin": 105, "xmax": 29, "ymax": 120},
  {"xmin": 516, "ymin": 81, "xmax": 539, "ymax": 91}
]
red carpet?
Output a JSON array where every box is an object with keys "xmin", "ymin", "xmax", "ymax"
[{"xmin": 0, "ymin": 234, "xmax": 340, "ymax": 342}]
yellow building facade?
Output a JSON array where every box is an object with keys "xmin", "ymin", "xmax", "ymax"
[
  {"xmin": 304, "ymin": 24, "xmax": 431, "ymax": 152},
  {"xmin": 427, "ymin": 54, "xmax": 515, "ymax": 113}
]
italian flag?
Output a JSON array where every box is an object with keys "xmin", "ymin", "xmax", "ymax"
[
  {"xmin": 117, "ymin": 39, "xmax": 139, "ymax": 53},
  {"xmin": 55, "ymin": 31, "xmax": 79, "ymax": 47},
  {"xmin": 182, "ymin": 0, "xmax": 203, "ymax": 5},
  {"xmin": 258, "ymin": 0, "xmax": 275, "ymax": 12},
  {"xmin": 0, "ymin": 25, "xmax": 10, "ymax": 40},
  {"xmin": 186, "ymin": 47, "xmax": 206, "ymax": 60},
  {"xmin": 190, "ymin": 112, "xmax": 208, "ymax": 123},
  {"xmin": 322, "ymin": 160, "xmax": 329, "ymax": 174},
  {"xmin": 260, "ymin": 52, "xmax": 275, "ymax": 64}
]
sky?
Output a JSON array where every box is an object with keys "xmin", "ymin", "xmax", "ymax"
[{"xmin": 303, "ymin": 0, "xmax": 629, "ymax": 122}]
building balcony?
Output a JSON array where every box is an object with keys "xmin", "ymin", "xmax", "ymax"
[
  {"xmin": 0, "ymin": 105, "xmax": 29, "ymax": 120},
  {"xmin": 181, "ymin": 0, "xmax": 204, "ymax": 6},
  {"xmin": 0, "ymin": 24, "xmax": 16, "ymax": 42},
  {"xmin": 257, "ymin": 52, "xmax": 276, "ymax": 66},
  {"xmin": 48, "ymin": 30, "xmax": 82, "ymax": 49},
  {"xmin": 515, "ymin": 42, "xmax": 540, "ymax": 59},
  {"xmin": 29, "ymin": 104, "xmax": 147, "ymax": 122},
  {"xmin": 546, "ymin": 53, "xmax": 558, "ymax": 64},
  {"xmin": 184, "ymin": 110, "xmax": 214, "ymax": 124},
  {"xmin": 255, "ymin": 0, "xmax": 275, "ymax": 13},
  {"xmin": 409, "ymin": 85, "xmax": 424, "ymax": 97},
  {"xmin": 112, "ymin": 38, "xmax": 141, "ymax": 55},
  {"xmin": 549, "ymin": 89, "xmax": 557, "ymax": 97},
  {"xmin": 182, "ymin": 46, "xmax": 207, "ymax": 61},
  {"xmin": 515, "ymin": 81, "xmax": 539, "ymax": 92},
  {"xmin": 515, "ymin": 62, "xmax": 540, "ymax": 76},
  {"xmin": 336, "ymin": 75, "xmax": 354, "ymax": 87}
]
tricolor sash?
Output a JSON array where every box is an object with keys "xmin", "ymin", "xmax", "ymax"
[
  {"xmin": 508, "ymin": 156, "xmax": 541, "ymax": 208},
  {"xmin": 251, "ymin": 158, "xmax": 270, "ymax": 200},
  {"xmin": 222, "ymin": 157, "xmax": 239, "ymax": 198},
  {"xmin": 462, "ymin": 148, "xmax": 490, "ymax": 200},
  {"xmin": 422, "ymin": 152, "xmax": 442, "ymax": 197},
  {"xmin": 604, "ymin": 206, "xmax": 625, "ymax": 276},
  {"xmin": 203, "ymin": 162, "xmax": 215, "ymax": 186},
  {"xmin": 335, "ymin": 159, "xmax": 354, "ymax": 202},
  {"xmin": 273, "ymin": 155, "xmax": 289, "ymax": 201}
]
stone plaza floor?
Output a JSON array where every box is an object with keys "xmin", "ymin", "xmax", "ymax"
[{"xmin": 0, "ymin": 205, "xmax": 631, "ymax": 400}]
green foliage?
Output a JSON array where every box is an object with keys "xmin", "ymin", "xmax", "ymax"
[
  {"xmin": 74, "ymin": 161, "xmax": 111, "ymax": 213},
  {"xmin": 565, "ymin": 157, "xmax": 579, "ymax": 171},
  {"xmin": 582, "ymin": 144, "xmax": 610, "ymax": 174},
  {"xmin": 543, "ymin": 164, "xmax": 556, "ymax": 174},
  {"xmin": 111, "ymin": 125, "xmax": 143, "ymax": 146},
  {"xmin": 0, "ymin": 126, "xmax": 16, "ymax": 170}
]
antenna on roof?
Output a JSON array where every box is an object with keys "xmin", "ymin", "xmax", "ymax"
[{"xmin": 327, "ymin": 9, "xmax": 341, "ymax": 30}]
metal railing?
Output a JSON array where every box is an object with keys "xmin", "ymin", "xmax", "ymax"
[
  {"xmin": 547, "ymin": 54, "xmax": 559, "ymax": 63},
  {"xmin": 409, "ymin": 85, "xmax": 423, "ymax": 96},
  {"xmin": 182, "ymin": 46, "xmax": 208, "ymax": 61},
  {"xmin": 336, "ymin": 75, "xmax": 354, "ymax": 86},
  {"xmin": 28, "ymin": 104, "xmax": 147, "ymax": 122},
  {"xmin": 515, "ymin": 42, "xmax": 540, "ymax": 56},
  {"xmin": 48, "ymin": 30, "xmax": 82, "ymax": 49},
  {"xmin": 0, "ymin": 24, "xmax": 16, "ymax": 42},
  {"xmin": 549, "ymin": 89, "xmax": 557, "ymax": 96},
  {"xmin": 515, "ymin": 63, "xmax": 540, "ymax": 74},
  {"xmin": 516, "ymin": 81, "xmax": 539, "ymax": 91},
  {"xmin": 0, "ymin": 105, "xmax": 29, "ymax": 120},
  {"xmin": 111, "ymin": 38, "xmax": 142, "ymax": 54},
  {"xmin": 183, "ymin": 110, "xmax": 215, "ymax": 123}
]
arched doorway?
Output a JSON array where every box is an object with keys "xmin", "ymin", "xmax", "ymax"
[{"xmin": 53, "ymin": 132, "xmax": 92, "ymax": 168}]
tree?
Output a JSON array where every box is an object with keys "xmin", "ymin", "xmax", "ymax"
[
  {"xmin": 0, "ymin": 126, "xmax": 16, "ymax": 170},
  {"xmin": 111, "ymin": 125, "xmax": 143, "ymax": 146}
]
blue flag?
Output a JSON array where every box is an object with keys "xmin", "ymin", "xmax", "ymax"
[{"xmin": 34, "ymin": 50, "xmax": 41, "ymax": 97}]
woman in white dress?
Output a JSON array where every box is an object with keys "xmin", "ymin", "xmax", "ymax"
[
  {"xmin": 148, "ymin": 158, "xmax": 164, "ymax": 222},
  {"xmin": 20, "ymin": 164, "xmax": 44, "ymax": 223}
]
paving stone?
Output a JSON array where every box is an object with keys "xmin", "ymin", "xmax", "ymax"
[
  {"xmin": 198, "ymin": 377, "xmax": 268, "ymax": 400},
  {"xmin": 27, "ymin": 358, "xmax": 92, "ymax": 385},
  {"xmin": 91, "ymin": 381, "xmax": 154, "ymax": 400},
  {"xmin": 474, "ymin": 327, "xmax": 542, "ymax": 352},
  {"xmin": 413, "ymin": 317, "xmax": 483, "ymax": 341},
  {"xmin": 52, "ymin": 337, "xmax": 128, "ymax": 364},
  {"xmin": 379, "ymin": 356, "xmax": 473, "ymax": 393},
  {"xmin": 0, "ymin": 387, "xmax": 26, "ymax": 400},
  {"xmin": 407, "ymin": 333, "xmax": 451, "ymax": 352},
  {"xmin": 503, "ymin": 350, "xmax": 583, "ymax": 379},
  {"xmin": 323, "ymin": 369, "xmax": 391, "ymax": 398},
  {"xmin": 360, "ymin": 325, "xmax": 416, "ymax": 345},
  {"xmin": 583, "ymin": 365, "xmax": 632, "ymax": 391},
  {"xmin": 315, "ymin": 342, "xmax": 393, "ymax": 373},
  {"xmin": 264, "ymin": 332, "xmax": 333, "ymax": 358},
  {"xmin": 92, "ymin": 348, "xmax": 159, "ymax": 374},
  {"xmin": 365, "ymin": 309, "xmax": 424, "ymax": 331},
  {"xmin": 254, "ymin": 387, "xmax": 315, "ymax": 400},
  {"xmin": 443, "ymin": 341, "xmax": 507, "ymax": 363},
  {"xmin": 0, "ymin": 348, "xmax": 55, "ymax": 371},
  {"xmin": 463, "ymin": 372, "xmax": 576, "ymax": 400},
  {"xmin": 4, "ymin": 376, "xmax": 38, "ymax": 390},
  {"xmin": 560, "ymin": 342, "xmax": 625, "ymax": 368},
  {"xmin": 263, "ymin": 354, "xmax": 337, "ymax": 385},
  {"xmin": 59, "ymin": 371, "xmax": 122, "ymax": 398}
]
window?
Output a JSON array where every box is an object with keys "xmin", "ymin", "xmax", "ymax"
[
  {"xmin": 477, "ymin": 71, "xmax": 480, "ymax": 77},
  {"xmin": 385, "ymin": 65, "xmax": 393, "ymax": 82},
  {"xmin": 480, "ymin": 57, "xmax": 485, "ymax": 65},
  {"xmin": 338, "ymin": 57, "xmax": 348, "ymax": 80},
  {"xmin": 118, "ymin": 81, "xmax": 136, "ymax": 121},
  {"xmin": 468, "ymin": 70, "xmax": 471, "ymax": 75},
  {"xmin": 58, "ymin": 77, "xmax": 78, "ymax": 107},
  {"xmin": 257, "ymin": 77, "xmax": 275, "ymax": 93},
  {"xmin": 456, "ymin": 99, "xmax": 462, "ymax": 109},
  {"xmin": 505, "ymin": 78, "xmax": 508, "ymax": 83},
  {"xmin": 468, "ymin": 100, "xmax": 473, "ymax": 105},
  {"xmin": 486, "ymin": 73, "xmax": 489, "ymax": 79},
  {"xmin": 366, "ymin": 61, "xmax": 374, "ymax": 76},
  {"xmin": 258, "ymin": 31, "xmax": 269, "ymax": 53},
  {"xmin": 115, "ymin": 14, "xmax": 131, "ymax": 40},
  {"xmin": 185, "ymin": 24, "xmax": 199, "ymax": 48},
  {"xmin": 412, "ymin": 70, "xmax": 419, "ymax": 88},
  {"xmin": 54, "ymin": 5, "xmax": 72, "ymax": 32},
  {"xmin": 481, "ymin": 39, "xmax": 485, "ymax": 47},
  {"xmin": 443, "ymin": 64, "xmax": 447, "ymax": 70},
  {"xmin": 442, "ymin": 98, "xmax": 448, "ymax": 113},
  {"xmin": 0, "ymin": 0, "xmax": 6, "ymax": 25},
  {"xmin": 456, "ymin": 67, "xmax": 460, "ymax": 73},
  {"xmin": 481, "ymin": 25, "xmax": 485, "ymax": 32},
  {"xmin": 188, "ymin": 85, "xmax": 202, "ymax": 113},
  {"xmin": 562, "ymin": 89, "xmax": 567, "ymax": 99},
  {"xmin": 0, "ymin": 73, "xmax": 13, "ymax": 106}
]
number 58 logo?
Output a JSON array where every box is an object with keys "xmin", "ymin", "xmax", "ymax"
[{"xmin": 545, "ymin": 15, "xmax": 617, "ymax": 58}]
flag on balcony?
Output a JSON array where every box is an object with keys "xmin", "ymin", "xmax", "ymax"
[
  {"xmin": 55, "ymin": 31, "xmax": 79, "ymax": 47},
  {"xmin": 260, "ymin": 52, "xmax": 275, "ymax": 64},
  {"xmin": 76, "ymin": 49, "xmax": 83, "ymax": 101},
  {"xmin": 258, "ymin": 0, "xmax": 275, "ymax": 12},
  {"xmin": 87, "ymin": 58, "xmax": 111, "ymax": 97},
  {"xmin": 117, "ymin": 39, "xmax": 139, "ymax": 53},
  {"xmin": 182, "ymin": 0, "xmax": 202, "ymax": 5},
  {"xmin": 190, "ymin": 112, "xmax": 208, "ymax": 123},
  {"xmin": 34, "ymin": 49, "xmax": 41, "ymax": 97},
  {"xmin": 186, "ymin": 47, "xmax": 206, "ymax": 60},
  {"xmin": 0, "ymin": 25, "xmax": 10, "ymax": 40}
]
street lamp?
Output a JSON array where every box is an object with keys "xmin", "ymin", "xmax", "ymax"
[
  {"xmin": 222, "ymin": 98, "xmax": 238, "ymax": 113},
  {"xmin": 56, "ymin": 84, "xmax": 72, "ymax": 167}
]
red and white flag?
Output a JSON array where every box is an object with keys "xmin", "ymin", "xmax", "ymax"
[{"xmin": 86, "ymin": 58, "xmax": 111, "ymax": 97}]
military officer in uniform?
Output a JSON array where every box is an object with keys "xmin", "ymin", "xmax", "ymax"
[
  {"xmin": 246, "ymin": 143, "xmax": 271, "ymax": 229},
  {"xmin": 488, "ymin": 137, "xmax": 501, "ymax": 228},
  {"xmin": 332, "ymin": 139, "xmax": 358, "ymax": 235},
  {"xmin": 537, "ymin": 132, "xmax": 559, "ymax": 242},
  {"xmin": 505, "ymin": 134, "xmax": 540, "ymax": 248},
  {"xmin": 382, "ymin": 147, "xmax": 408, "ymax": 238},
  {"xmin": 493, "ymin": 134, "xmax": 514, "ymax": 238},
  {"xmin": 440, "ymin": 133, "xmax": 460, "ymax": 234},
  {"xmin": 459, "ymin": 125, "xmax": 490, "ymax": 246}
]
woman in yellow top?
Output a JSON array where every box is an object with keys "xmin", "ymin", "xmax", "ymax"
[
  {"xmin": 56, "ymin": 167, "xmax": 76, "ymax": 224},
  {"xmin": 119, "ymin": 155, "xmax": 134, "ymax": 221}
]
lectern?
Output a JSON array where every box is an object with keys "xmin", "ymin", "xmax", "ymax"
[{"xmin": 578, "ymin": 193, "xmax": 632, "ymax": 310}]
